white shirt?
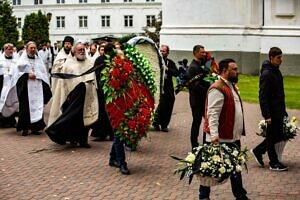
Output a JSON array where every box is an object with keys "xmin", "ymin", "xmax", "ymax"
[{"xmin": 206, "ymin": 77, "xmax": 244, "ymax": 143}]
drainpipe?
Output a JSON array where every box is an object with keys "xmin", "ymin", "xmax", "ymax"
[{"xmin": 262, "ymin": 0, "xmax": 265, "ymax": 27}]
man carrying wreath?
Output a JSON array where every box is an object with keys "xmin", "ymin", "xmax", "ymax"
[{"xmin": 201, "ymin": 59, "xmax": 249, "ymax": 200}]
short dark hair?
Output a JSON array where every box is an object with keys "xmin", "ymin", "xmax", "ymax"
[
  {"xmin": 193, "ymin": 45, "xmax": 204, "ymax": 55},
  {"xmin": 218, "ymin": 58, "xmax": 236, "ymax": 74},
  {"xmin": 268, "ymin": 47, "xmax": 282, "ymax": 59},
  {"xmin": 104, "ymin": 42, "xmax": 115, "ymax": 54}
]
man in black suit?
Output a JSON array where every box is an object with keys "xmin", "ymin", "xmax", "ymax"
[
  {"xmin": 153, "ymin": 45, "xmax": 179, "ymax": 132},
  {"xmin": 186, "ymin": 45, "xmax": 210, "ymax": 149}
]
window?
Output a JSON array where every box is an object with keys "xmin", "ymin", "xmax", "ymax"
[
  {"xmin": 56, "ymin": 16, "xmax": 65, "ymax": 28},
  {"xmin": 146, "ymin": 15, "xmax": 155, "ymax": 27},
  {"xmin": 79, "ymin": 16, "xmax": 88, "ymax": 28},
  {"xmin": 17, "ymin": 18, "xmax": 22, "ymax": 29},
  {"xmin": 101, "ymin": 0, "xmax": 109, "ymax": 3},
  {"xmin": 79, "ymin": 0, "xmax": 87, "ymax": 3},
  {"xmin": 13, "ymin": 0, "xmax": 21, "ymax": 5},
  {"xmin": 57, "ymin": 0, "xmax": 65, "ymax": 3},
  {"xmin": 101, "ymin": 16, "xmax": 110, "ymax": 27},
  {"xmin": 124, "ymin": 0, "xmax": 132, "ymax": 2},
  {"xmin": 124, "ymin": 15, "xmax": 133, "ymax": 27},
  {"xmin": 34, "ymin": 0, "xmax": 43, "ymax": 4}
]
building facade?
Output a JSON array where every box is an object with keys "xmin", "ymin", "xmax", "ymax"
[
  {"xmin": 11, "ymin": 0, "xmax": 161, "ymax": 44},
  {"xmin": 160, "ymin": 0, "xmax": 300, "ymax": 75}
]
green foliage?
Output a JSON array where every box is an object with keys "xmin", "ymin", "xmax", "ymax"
[
  {"xmin": 118, "ymin": 33, "xmax": 137, "ymax": 44},
  {"xmin": 0, "ymin": 0, "xmax": 19, "ymax": 47},
  {"xmin": 22, "ymin": 10, "xmax": 49, "ymax": 47},
  {"xmin": 238, "ymin": 74, "xmax": 300, "ymax": 110}
]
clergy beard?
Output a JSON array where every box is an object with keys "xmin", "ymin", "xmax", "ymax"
[
  {"xmin": 229, "ymin": 76, "xmax": 238, "ymax": 83},
  {"xmin": 64, "ymin": 47, "xmax": 71, "ymax": 54},
  {"xmin": 27, "ymin": 53, "xmax": 35, "ymax": 59},
  {"xmin": 75, "ymin": 53, "xmax": 86, "ymax": 61}
]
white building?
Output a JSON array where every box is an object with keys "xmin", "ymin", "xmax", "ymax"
[
  {"xmin": 11, "ymin": 0, "xmax": 161, "ymax": 44},
  {"xmin": 160, "ymin": 0, "xmax": 300, "ymax": 75}
]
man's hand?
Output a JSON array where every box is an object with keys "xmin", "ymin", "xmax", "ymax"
[
  {"xmin": 28, "ymin": 73, "xmax": 36, "ymax": 80},
  {"xmin": 265, "ymin": 118, "xmax": 272, "ymax": 124},
  {"xmin": 211, "ymin": 135, "xmax": 219, "ymax": 145}
]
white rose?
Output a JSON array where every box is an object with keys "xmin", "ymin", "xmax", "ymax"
[
  {"xmin": 219, "ymin": 167, "xmax": 226, "ymax": 174},
  {"xmin": 212, "ymin": 155, "xmax": 221, "ymax": 162},
  {"xmin": 185, "ymin": 153, "xmax": 196, "ymax": 163},
  {"xmin": 224, "ymin": 159, "xmax": 231, "ymax": 165},
  {"xmin": 236, "ymin": 165, "xmax": 243, "ymax": 172},
  {"xmin": 201, "ymin": 162, "xmax": 209, "ymax": 169},
  {"xmin": 232, "ymin": 150, "xmax": 239, "ymax": 157}
]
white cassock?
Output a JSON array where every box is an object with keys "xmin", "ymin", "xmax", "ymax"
[
  {"xmin": 12, "ymin": 52, "xmax": 50, "ymax": 123},
  {"xmin": 0, "ymin": 53, "xmax": 19, "ymax": 117}
]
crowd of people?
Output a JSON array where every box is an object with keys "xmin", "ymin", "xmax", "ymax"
[{"xmin": 0, "ymin": 35, "xmax": 290, "ymax": 199}]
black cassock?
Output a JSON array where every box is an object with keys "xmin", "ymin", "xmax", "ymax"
[
  {"xmin": 16, "ymin": 74, "xmax": 52, "ymax": 132},
  {"xmin": 45, "ymin": 82, "xmax": 89, "ymax": 145}
]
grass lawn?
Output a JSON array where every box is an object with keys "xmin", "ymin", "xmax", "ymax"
[{"xmin": 238, "ymin": 74, "xmax": 300, "ymax": 110}]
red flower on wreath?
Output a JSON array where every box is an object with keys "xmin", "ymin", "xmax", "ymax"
[
  {"xmin": 127, "ymin": 120, "xmax": 136, "ymax": 130},
  {"xmin": 109, "ymin": 79, "xmax": 120, "ymax": 90},
  {"xmin": 111, "ymin": 68, "xmax": 121, "ymax": 77}
]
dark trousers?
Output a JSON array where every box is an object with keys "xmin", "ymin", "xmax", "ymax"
[
  {"xmin": 253, "ymin": 118, "xmax": 283, "ymax": 165},
  {"xmin": 199, "ymin": 141, "xmax": 247, "ymax": 199},
  {"xmin": 109, "ymin": 136, "xmax": 127, "ymax": 167},
  {"xmin": 153, "ymin": 93, "xmax": 175, "ymax": 128},
  {"xmin": 190, "ymin": 105, "xmax": 204, "ymax": 149}
]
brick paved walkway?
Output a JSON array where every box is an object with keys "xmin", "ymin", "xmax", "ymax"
[{"xmin": 0, "ymin": 92, "xmax": 299, "ymax": 200}]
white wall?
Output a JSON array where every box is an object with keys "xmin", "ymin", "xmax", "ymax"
[
  {"xmin": 160, "ymin": 0, "xmax": 300, "ymax": 54},
  {"xmin": 12, "ymin": 0, "xmax": 161, "ymax": 44}
]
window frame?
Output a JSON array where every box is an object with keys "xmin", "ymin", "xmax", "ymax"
[
  {"xmin": 124, "ymin": 15, "xmax": 133, "ymax": 27},
  {"xmin": 56, "ymin": 16, "xmax": 65, "ymax": 28},
  {"xmin": 79, "ymin": 16, "xmax": 88, "ymax": 28}
]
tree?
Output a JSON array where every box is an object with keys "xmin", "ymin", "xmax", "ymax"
[
  {"xmin": 0, "ymin": 0, "xmax": 19, "ymax": 48},
  {"xmin": 142, "ymin": 11, "xmax": 162, "ymax": 45},
  {"xmin": 22, "ymin": 10, "xmax": 49, "ymax": 47}
]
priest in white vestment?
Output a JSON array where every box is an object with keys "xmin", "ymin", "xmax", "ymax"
[
  {"xmin": 46, "ymin": 42, "xmax": 99, "ymax": 148},
  {"xmin": 13, "ymin": 41, "xmax": 52, "ymax": 136},
  {"xmin": 0, "ymin": 43, "xmax": 19, "ymax": 128},
  {"xmin": 50, "ymin": 36, "xmax": 74, "ymax": 90}
]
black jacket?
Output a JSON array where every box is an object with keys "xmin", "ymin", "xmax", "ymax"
[
  {"xmin": 186, "ymin": 59, "xmax": 210, "ymax": 107},
  {"xmin": 163, "ymin": 58, "xmax": 179, "ymax": 98},
  {"xmin": 259, "ymin": 60, "xmax": 287, "ymax": 119}
]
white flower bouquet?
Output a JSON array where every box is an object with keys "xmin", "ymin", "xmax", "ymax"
[
  {"xmin": 283, "ymin": 116, "xmax": 299, "ymax": 141},
  {"xmin": 257, "ymin": 116, "xmax": 299, "ymax": 141},
  {"xmin": 171, "ymin": 143, "xmax": 248, "ymax": 186}
]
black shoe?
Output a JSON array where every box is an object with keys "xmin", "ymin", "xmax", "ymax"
[
  {"xmin": 250, "ymin": 149, "xmax": 264, "ymax": 167},
  {"xmin": 31, "ymin": 130, "xmax": 42, "ymax": 135},
  {"xmin": 269, "ymin": 162, "xmax": 288, "ymax": 171},
  {"xmin": 21, "ymin": 130, "xmax": 28, "ymax": 136},
  {"xmin": 153, "ymin": 123, "xmax": 160, "ymax": 131},
  {"xmin": 79, "ymin": 143, "xmax": 91, "ymax": 148},
  {"xmin": 109, "ymin": 160, "xmax": 120, "ymax": 168},
  {"xmin": 161, "ymin": 127, "xmax": 169, "ymax": 132},
  {"xmin": 120, "ymin": 165, "xmax": 130, "ymax": 175}
]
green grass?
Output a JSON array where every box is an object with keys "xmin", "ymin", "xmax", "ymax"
[{"xmin": 238, "ymin": 74, "xmax": 300, "ymax": 110}]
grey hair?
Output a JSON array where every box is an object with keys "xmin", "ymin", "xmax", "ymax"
[
  {"xmin": 26, "ymin": 41, "xmax": 36, "ymax": 49},
  {"xmin": 3, "ymin": 43, "xmax": 14, "ymax": 50}
]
